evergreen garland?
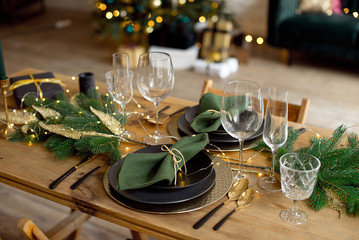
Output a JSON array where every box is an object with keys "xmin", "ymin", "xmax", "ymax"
[
  {"xmin": 9, "ymin": 90, "xmax": 125, "ymax": 162},
  {"xmin": 254, "ymin": 126, "xmax": 359, "ymax": 216}
]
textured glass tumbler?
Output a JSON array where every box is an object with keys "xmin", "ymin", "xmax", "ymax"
[{"xmin": 279, "ymin": 152, "xmax": 321, "ymax": 225}]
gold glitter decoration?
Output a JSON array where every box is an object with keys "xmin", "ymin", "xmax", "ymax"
[
  {"xmin": 33, "ymin": 105, "xmax": 61, "ymax": 119},
  {"xmin": 90, "ymin": 106, "xmax": 122, "ymax": 135},
  {"xmin": 39, "ymin": 122, "xmax": 82, "ymax": 139},
  {"xmin": 0, "ymin": 111, "xmax": 37, "ymax": 124},
  {"xmin": 70, "ymin": 94, "xmax": 80, "ymax": 107},
  {"xmin": 21, "ymin": 125, "xmax": 30, "ymax": 134},
  {"xmin": 327, "ymin": 190, "xmax": 346, "ymax": 217},
  {"xmin": 39, "ymin": 122, "xmax": 118, "ymax": 140}
]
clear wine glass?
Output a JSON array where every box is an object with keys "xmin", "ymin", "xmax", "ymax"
[
  {"xmin": 105, "ymin": 52, "xmax": 136, "ymax": 139},
  {"xmin": 280, "ymin": 152, "xmax": 321, "ymax": 225},
  {"xmin": 258, "ymin": 87, "xmax": 288, "ymax": 191},
  {"xmin": 220, "ymin": 80, "xmax": 264, "ymax": 184},
  {"xmin": 136, "ymin": 52, "xmax": 174, "ymax": 145}
]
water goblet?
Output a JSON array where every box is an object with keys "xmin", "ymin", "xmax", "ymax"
[
  {"xmin": 280, "ymin": 152, "xmax": 321, "ymax": 225},
  {"xmin": 220, "ymin": 80, "xmax": 264, "ymax": 184},
  {"xmin": 258, "ymin": 87, "xmax": 288, "ymax": 191},
  {"xmin": 136, "ymin": 52, "xmax": 174, "ymax": 145}
]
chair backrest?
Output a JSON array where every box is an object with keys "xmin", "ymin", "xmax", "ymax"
[
  {"xmin": 17, "ymin": 210, "xmax": 90, "ymax": 240},
  {"xmin": 201, "ymin": 79, "xmax": 310, "ymax": 125}
]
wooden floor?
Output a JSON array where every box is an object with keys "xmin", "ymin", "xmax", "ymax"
[{"xmin": 1, "ymin": 6, "xmax": 359, "ymax": 240}]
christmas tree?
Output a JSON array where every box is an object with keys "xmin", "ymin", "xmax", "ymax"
[{"xmin": 92, "ymin": 0, "xmax": 232, "ymax": 45}]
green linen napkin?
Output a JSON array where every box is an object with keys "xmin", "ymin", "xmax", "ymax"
[
  {"xmin": 190, "ymin": 92, "xmax": 222, "ymax": 133},
  {"xmin": 117, "ymin": 133, "xmax": 209, "ymax": 190}
]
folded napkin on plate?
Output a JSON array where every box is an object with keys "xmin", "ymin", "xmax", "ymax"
[
  {"xmin": 117, "ymin": 133, "xmax": 209, "ymax": 190},
  {"xmin": 190, "ymin": 92, "xmax": 222, "ymax": 133}
]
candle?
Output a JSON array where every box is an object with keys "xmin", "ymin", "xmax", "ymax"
[
  {"xmin": 0, "ymin": 41, "xmax": 7, "ymax": 80},
  {"xmin": 78, "ymin": 72, "xmax": 95, "ymax": 95}
]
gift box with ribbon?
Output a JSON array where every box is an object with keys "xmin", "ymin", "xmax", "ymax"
[
  {"xmin": 9, "ymin": 72, "xmax": 65, "ymax": 108},
  {"xmin": 117, "ymin": 45, "xmax": 146, "ymax": 69},
  {"xmin": 200, "ymin": 20, "xmax": 233, "ymax": 62}
]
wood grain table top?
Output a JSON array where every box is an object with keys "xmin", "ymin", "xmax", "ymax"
[{"xmin": 0, "ymin": 69, "xmax": 358, "ymax": 240}]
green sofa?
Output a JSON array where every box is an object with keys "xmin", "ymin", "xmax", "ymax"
[{"xmin": 267, "ymin": 0, "xmax": 359, "ymax": 64}]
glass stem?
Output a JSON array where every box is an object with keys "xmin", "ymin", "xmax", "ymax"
[
  {"xmin": 270, "ymin": 147, "xmax": 277, "ymax": 180},
  {"xmin": 292, "ymin": 200, "xmax": 299, "ymax": 215},
  {"xmin": 121, "ymin": 105, "xmax": 126, "ymax": 133},
  {"xmin": 154, "ymin": 102, "xmax": 160, "ymax": 136},
  {"xmin": 235, "ymin": 139, "xmax": 244, "ymax": 180}
]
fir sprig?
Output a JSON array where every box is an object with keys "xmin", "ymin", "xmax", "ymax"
[
  {"xmin": 10, "ymin": 90, "xmax": 124, "ymax": 162},
  {"xmin": 254, "ymin": 125, "xmax": 359, "ymax": 216}
]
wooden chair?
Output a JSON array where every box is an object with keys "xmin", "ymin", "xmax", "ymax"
[
  {"xmin": 17, "ymin": 210, "xmax": 90, "ymax": 240},
  {"xmin": 201, "ymin": 79, "xmax": 310, "ymax": 125}
]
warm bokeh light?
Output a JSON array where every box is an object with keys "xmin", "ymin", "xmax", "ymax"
[
  {"xmin": 98, "ymin": 3, "xmax": 107, "ymax": 11},
  {"xmin": 106, "ymin": 12, "xmax": 113, "ymax": 19},
  {"xmin": 212, "ymin": 2, "xmax": 219, "ymax": 8},
  {"xmin": 148, "ymin": 20, "xmax": 155, "ymax": 27},
  {"xmin": 353, "ymin": 11, "xmax": 358, "ymax": 18},
  {"xmin": 156, "ymin": 16, "xmax": 163, "ymax": 23},
  {"xmin": 199, "ymin": 16, "xmax": 206, "ymax": 23},
  {"xmin": 245, "ymin": 35, "xmax": 253, "ymax": 43},
  {"xmin": 211, "ymin": 15, "xmax": 219, "ymax": 22},
  {"xmin": 344, "ymin": 8, "xmax": 349, "ymax": 14},
  {"xmin": 153, "ymin": 0, "xmax": 161, "ymax": 7},
  {"xmin": 179, "ymin": 0, "xmax": 186, "ymax": 5},
  {"xmin": 146, "ymin": 27, "xmax": 154, "ymax": 33},
  {"xmin": 256, "ymin": 37, "xmax": 264, "ymax": 45},
  {"xmin": 113, "ymin": 10, "xmax": 120, "ymax": 17}
]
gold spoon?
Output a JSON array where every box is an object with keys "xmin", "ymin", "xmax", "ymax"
[
  {"xmin": 213, "ymin": 188, "xmax": 255, "ymax": 230},
  {"xmin": 193, "ymin": 178, "xmax": 249, "ymax": 229}
]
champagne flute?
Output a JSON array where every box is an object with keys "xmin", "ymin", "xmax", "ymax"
[
  {"xmin": 220, "ymin": 80, "xmax": 264, "ymax": 183},
  {"xmin": 136, "ymin": 52, "xmax": 174, "ymax": 145},
  {"xmin": 280, "ymin": 152, "xmax": 321, "ymax": 225},
  {"xmin": 105, "ymin": 52, "xmax": 136, "ymax": 139},
  {"xmin": 258, "ymin": 87, "xmax": 288, "ymax": 191}
]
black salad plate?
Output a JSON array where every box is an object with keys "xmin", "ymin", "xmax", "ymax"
[
  {"xmin": 108, "ymin": 145, "xmax": 216, "ymax": 204},
  {"xmin": 134, "ymin": 145, "xmax": 214, "ymax": 190},
  {"xmin": 180, "ymin": 105, "xmax": 264, "ymax": 143},
  {"xmin": 178, "ymin": 114, "xmax": 238, "ymax": 143},
  {"xmin": 184, "ymin": 105, "xmax": 227, "ymax": 135}
]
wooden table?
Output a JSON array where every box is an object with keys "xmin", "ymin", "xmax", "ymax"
[{"xmin": 1, "ymin": 69, "xmax": 358, "ymax": 240}]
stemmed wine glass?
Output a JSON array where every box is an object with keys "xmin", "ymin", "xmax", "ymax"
[
  {"xmin": 258, "ymin": 87, "xmax": 288, "ymax": 191},
  {"xmin": 220, "ymin": 80, "xmax": 264, "ymax": 183},
  {"xmin": 136, "ymin": 52, "xmax": 174, "ymax": 145},
  {"xmin": 105, "ymin": 52, "xmax": 136, "ymax": 139},
  {"xmin": 279, "ymin": 152, "xmax": 321, "ymax": 225}
]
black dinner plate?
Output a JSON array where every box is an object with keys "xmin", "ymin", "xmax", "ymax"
[{"xmin": 108, "ymin": 146, "xmax": 216, "ymax": 204}]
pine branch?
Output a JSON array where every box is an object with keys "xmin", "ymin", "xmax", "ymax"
[{"xmin": 44, "ymin": 135, "xmax": 77, "ymax": 160}]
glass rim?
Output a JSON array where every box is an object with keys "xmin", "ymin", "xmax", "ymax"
[
  {"xmin": 138, "ymin": 51, "xmax": 172, "ymax": 61},
  {"xmin": 224, "ymin": 79, "xmax": 262, "ymax": 94},
  {"xmin": 279, "ymin": 152, "xmax": 321, "ymax": 172}
]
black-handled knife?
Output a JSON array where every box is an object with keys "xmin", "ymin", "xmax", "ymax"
[
  {"xmin": 193, "ymin": 202, "xmax": 225, "ymax": 229},
  {"xmin": 49, "ymin": 155, "xmax": 97, "ymax": 189},
  {"xmin": 70, "ymin": 162, "xmax": 110, "ymax": 190}
]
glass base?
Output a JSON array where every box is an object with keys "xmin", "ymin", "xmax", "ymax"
[
  {"xmin": 280, "ymin": 209, "xmax": 308, "ymax": 225},
  {"xmin": 122, "ymin": 130, "xmax": 136, "ymax": 140},
  {"xmin": 143, "ymin": 133, "xmax": 172, "ymax": 145},
  {"xmin": 234, "ymin": 172, "xmax": 258, "ymax": 188},
  {"xmin": 257, "ymin": 176, "xmax": 281, "ymax": 192}
]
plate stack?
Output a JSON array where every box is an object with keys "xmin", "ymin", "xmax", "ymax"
[
  {"xmin": 175, "ymin": 105, "xmax": 263, "ymax": 151},
  {"xmin": 105, "ymin": 145, "xmax": 233, "ymax": 214}
]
